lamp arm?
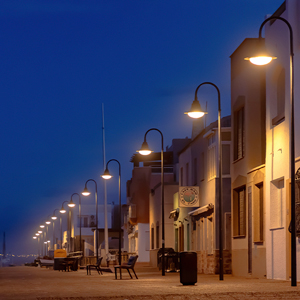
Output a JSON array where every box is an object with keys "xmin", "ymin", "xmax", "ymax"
[
  {"xmin": 144, "ymin": 128, "xmax": 163, "ymax": 150},
  {"xmin": 258, "ymin": 16, "xmax": 293, "ymax": 54},
  {"xmin": 106, "ymin": 158, "xmax": 121, "ymax": 175},
  {"xmin": 195, "ymin": 82, "xmax": 221, "ymax": 112}
]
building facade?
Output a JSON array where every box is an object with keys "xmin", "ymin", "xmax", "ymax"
[
  {"xmin": 230, "ymin": 38, "xmax": 267, "ymax": 278},
  {"xmin": 172, "ymin": 116, "xmax": 232, "ymax": 274}
]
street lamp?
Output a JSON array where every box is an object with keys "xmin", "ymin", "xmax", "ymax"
[
  {"xmin": 34, "ymin": 233, "xmax": 40, "ymax": 257},
  {"xmin": 101, "ymin": 159, "xmax": 122, "ymax": 270},
  {"xmin": 51, "ymin": 209, "xmax": 59, "ymax": 250},
  {"xmin": 186, "ymin": 82, "xmax": 223, "ymax": 280},
  {"xmin": 60, "ymin": 201, "xmax": 69, "ymax": 250},
  {"xmin": 67, "ymin": 199, "xmax": 76, "ymax": 253},
  {"xmin": 69, "ymin": 193, "xmax": 81, "ymax": 254},
  {"xmin": 138, "ymin": 128, "xmax": 165, "ymax": 276},
  {"xmin": 82, "ymin": 179, "xmax": 99, "ymax": 261},
  {"xmin": 245, "ymin": 15, "xmax": 296, "ymax": 286}
]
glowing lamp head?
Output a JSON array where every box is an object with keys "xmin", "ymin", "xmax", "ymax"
[
  {"xmin": 244, "ymin": 38, "xmax": 276, "ymax": 66},
  {"xmin": 40, "ymin": 225, "xmax": 45, "ymax": 228},
  {"xmin": 60, "ymin": 207, "xmax": 66, "ymax": 214},
  {"xmin": 68, "ymin": 200, "xmax": 76, "ymax": 208},
  {"xmin": 245, "ymin": 56, "xmax": 275, "ymax": 65},
  {"xmin": 82, "ymin": 186, "xmax": 91, "ymax": 196},
  {"xmin": 102, "ymin": 168, "xmax": 112, "ymax": 180},
  {"xmin": 51, "ymin": 215, "xmax": 57, "ymax": 220},
  {"xmin": 38, "ymin": 230, "xmax": 42, "ymax": 234},
  {"xmin": 35, "ymin": 233, "xmax": 39, "ymax": 236},
  {"xmin": 33, "ymin": 236, "xmax": 37, "ymax": 239},
  {"xmin": 138, "ymin": 141, "xmax": 152, "ymax": 156},
  {"xmin": 45, "ymin": 221, "xmax": 51, "ymax": 225},
  {"xmin": 185, "ymin": 99, "xmax": 206, "ymax": 119}
]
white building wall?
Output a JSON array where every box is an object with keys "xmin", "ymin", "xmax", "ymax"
[{"xmin": 265, "ymin": 0, "xmax": 300, "ymax": 280}]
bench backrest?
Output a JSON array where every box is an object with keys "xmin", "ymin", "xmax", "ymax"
[
  {"xmin": 97, "ymin": 257, "xmax": 103, "ymax": 267},
  {"xmin": 127, "ymin": 255, "xmax": 138, "ymax": 267}
]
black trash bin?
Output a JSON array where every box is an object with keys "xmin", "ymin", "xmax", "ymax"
[{"xmin": 179, "ymin": 252, "xmax": 197, "ymax": 285}]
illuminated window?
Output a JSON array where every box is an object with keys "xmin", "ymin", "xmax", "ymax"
[
  {"xmin": 270, "ymin": 179, "xmax": 284, "ymax": 229},
  {"xmin": 233, "ymin": 186, "xmax": 246, "ymax": 237},
  {"xmin": 234, "ymin": 107, "xmax": 244, "ymax": 160},
  {"xmin": 186, "ymin": 163, "xmax": 189, "ymax": 185},
  {"xmin": 207, "ymin": 217, "xmax": 213, "ymax": 255},
  {"xmin": 207, "ymin": 135, "xmax": 216, "ymax": 180},
  {"xmin": 253, "ymin": 183, "xmax": 264, "ymax": 243},
  {"xmin": 272, "ymin": 68, "xmax": 285, "ymax": 125}
]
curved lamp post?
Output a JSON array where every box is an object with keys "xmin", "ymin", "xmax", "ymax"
[
  {"xmin": 245, "ymin": 16, "xmax": 296, "ymax": 286},
  {"xmin": 60, "ymin": 201, "xmax": 69, "ymax": 250},
  {"xmin": 51, "ymin": 209, "xmax": 59, "ymax": 250},
  {"xmin": 186, "ymin": 82, "xmax": 223, "ymax": 280},
  {"xmin": 82, "ymin": 179, "xmax": 99, "ymax": 261},
  {"xmin": 67, "ymin": 198, "xmax": 76, "ymax": 253},
  {"xmin": 69, "ymin": 193, "xmax": 81, "ymax": 253},
  {"xmin": 102, "ymin": 159, "xmax": 122, "ymax": 270},
  {"xmin": 138, "ymin": 128, "xmax": 165, "ymax": 276},
  {"xmin": 37, "ymin": 229, "xmax": 43, "ymax": 256}
]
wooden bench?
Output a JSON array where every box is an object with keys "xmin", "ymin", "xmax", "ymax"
[{"xmin": 114, "ymin": 255, "xmax": 138, "ymax": 279}]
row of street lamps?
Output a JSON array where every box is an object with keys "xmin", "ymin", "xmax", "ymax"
[{"xmin": 32, "ymin": 15, "xmax": 296, "ymax": 286}]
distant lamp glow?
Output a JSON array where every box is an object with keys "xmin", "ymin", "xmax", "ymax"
[
  {"xmin": 138, "ymin": 141, "xmax": 152, "ymax": 155},
  {"xmin": 68, "ymin": 199, "xmax": 76, "ymax": 208},
  {"xmin": 51, "ymin": 215, "xmax": 57, "ymax": 220},
  {"xmin": 47, "ymin": 240, "xmax": 50, "ymax": 243},
  {"xmin": 101, "ymin": 168, "xmax": 112, "ymax": 180},
  {"xmin": 35, "ymin": 233, "xmax": 39, "ymax": 236},
  {"xmin": 45, "ymin": 220, "xmax": 51, "ymax": 225},
  {"xmin": 38, "ymin": 230, "xmax": 42, "ymax": 234},
  {"xmin": 185, "ymin": 99, "xmax": 207, "ymax": 119},
  {"xmin": 40, "ymin": 225, "xmax": 45, "ymax": 228},
  {"xmin": 81, "ymin": 186, "xmax": 91, "ymax": 196},
  {"xmin": 33, "ymin": 236, "xmax": 37, "ymax": 239}
]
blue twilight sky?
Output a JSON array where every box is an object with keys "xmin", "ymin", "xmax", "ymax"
[{"xmin": 0, "ymin": 0, "xmax": 283, "ymax": 255}]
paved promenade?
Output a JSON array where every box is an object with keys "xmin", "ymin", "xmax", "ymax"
[{"xmin": 0, "ymin": 263, "xmax": 300, "ymax": 299}]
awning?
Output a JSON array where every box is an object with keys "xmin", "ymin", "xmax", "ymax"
[
  {"xmin": 188, "ymin": 203, "xmax": 214, "ymax": 216},
  {"xmin": 169, "ymin": 208, "xmax": 179, "ymax": 219}
]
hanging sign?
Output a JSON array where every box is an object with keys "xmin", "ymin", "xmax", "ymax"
[{"xmin": 179, "ymin": 186, "xmax": 200, "ymax": 207}]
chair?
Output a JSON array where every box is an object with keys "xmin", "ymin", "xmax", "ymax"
[
  {"xmin": 86, "ymin": 257, "xmax": 103, "ymax": 275},
  {"xmin": 114, "ymin": 255, "xmax": 138, "ymax": 279}
]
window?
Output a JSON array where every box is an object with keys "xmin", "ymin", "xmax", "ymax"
[
  {"xmin": 151, "ymin": 227, "xmax": 154, "ymax": 249},
  {"xmin": 207, "ymin": 217, "xmax": 213, "ymax": 254},
  {"xmin": 233, "ymin": 186, "xmax": 246, "ymax": 237},
  {"xmin": 186, "ymin": 163, "xmax": 189, "ymax": 185},
  {"xmin": 180, "ymin": 167, "xmax": 183, "ymax": 186},
  {"xmin": 207, "ymin": 142, "xmax": 216, "ymax": 180},
  {"xmin": 270, "ymin": 179, "xmax": 284, "ymax": 229},
  {"xmin": 272, "ymin": 68, "xmax": 285, "ymax": 125},
  {"xmin": 193, "ymin": 158, "xmax": 197, "ymax": 185},
  {"xmin": 200, "ymin": 218, "xmax": 204, "ymax": 250},
  {"xmin": 156, "ymin": 224, "xmax": 159, "ymax": 248},
  {"xmin": 145, "ymin": 231, "xmax": 150, "ymax": 251},
  {"xmin": 222, "ymin": 144, "xmax": 230, "ymax": 175},
  {"xmin": 234, "ymin": 107, "xmax": 244, "ymax": 160},
  {"xmin": 253, "ymin": 183, "xmax": 264, "ymax": 243},
  {"xmin": 200, "ymin": 152, "xmax": 204, "ymax": 181},
  {"xmin": 175, "ymin": 228, "xmax": 178, "ymax": 252}
]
